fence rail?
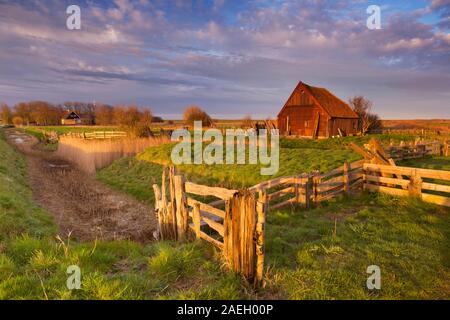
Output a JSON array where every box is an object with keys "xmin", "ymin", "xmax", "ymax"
[
  {"xmin": 386, "ymin": 140, "xmax": 448, "ymax": 160},
  {"xmin": 363, "ymin": 163, "xmax": 450, "ymax": 207},
  {"xmin": 62, "ymin": 131, "xmax": 128, "ymax": 139},
  {"xmin": 249, "ymin": 159, "xmax": 365, "ymax": 211}
]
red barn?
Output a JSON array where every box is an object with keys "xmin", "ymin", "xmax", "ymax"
[{"xmin": 278, "ymin": 82, "xmax": 359, "ymax": 138}]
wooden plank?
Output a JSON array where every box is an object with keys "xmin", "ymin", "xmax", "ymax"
[
  {"xmin": 364, "ymin": 174, "xmax": 410, "ymax": 188},
  {"xmin": 192, "ymin": 203, "xmax": 201, "ymax": 238},
  {"xmin": 349, "ymin": 159, "xmax": 366, "ymax": 169},
  {"xmin": 305, "ymin": 175, "xmax": 313, "ymax": 208},
  {"xmin": 317, "ymin": 182, "xmax": 344, "ymax": 193},
  {"xmin": 187, "ymin": 197, "xmax": 225, "ymax": 219},
  {"xmin": 250, "ymin": 176, "xmax": 295, "ymax": 192},
  {"xmin": 199, "ymin": 230, "xmax": 224, "ymax": 249},
  {"xmin": 267, "ymin": 186, "xmax": 295, "ymax": 201},
  {"xmin": 201, "ymin": 215, "xmax": 225, "ymax": 236},
  {"xmin": 317, "ymin": 188, "xmax": 344, "ymax": 201},
  {"xmin": 174, "ymin": 175, "xmax": 189, "ymax": 241},
  {"xmin": 408, "ymin": 169, "xmax": 422, "ymax": 198},
  {"xmin": 208, "ymin": 199, "xmax": 225, "ymax": 208},
  {"xmin": 343, "ymin": 161, "xmax": 350, "ymax": 193},
  {"xmin": 364, "ymin": 163, "xmax": 450, "ymax": 180},
  {"xmin": 270, "ymin": 197, "xmax": 296, "ymax": 211},
  {"xmin": 364, "ymin": 183, "xmax": 409, "ymax": 197},
  {"xmin": 312, "ymin": 112, "xmax": 320, "ymax": 139},
  {"xmin": 255, "ymin": 193, "xmax": 266, "ymax": 288},
  {"xmin": 320, "ymin": 167, "xmax": 344, "ymax": 179},
  {"xmin": 185, "ymin": 182, "xmax": 237, "ymax": 200},
  {"xmin": 422, "ymin": 182, "xmax": 450, "ymax": 193},
  {"xmin": 322, "ymin": 175, "xmax": 343, "ymax": 185},
  {"xmin": 422, "ymin": 193, "xmax": 450, "ymax": 207}
]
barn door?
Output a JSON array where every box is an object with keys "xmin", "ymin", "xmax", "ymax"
[{"xmin": 312, "ymin": 112, "xmax": 320, "ymax": 139}]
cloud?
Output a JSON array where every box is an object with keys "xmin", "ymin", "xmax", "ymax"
[{"xmin": 0, "ymin": 0, "xmax": 449, "ymax": 119}]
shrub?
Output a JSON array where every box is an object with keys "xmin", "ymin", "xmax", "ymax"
[{"xmin": 183, "ymin": 106, "xmax": 213, "ymax": 127}]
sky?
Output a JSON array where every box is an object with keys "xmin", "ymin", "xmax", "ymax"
[{"xmin": 0, "ymin": 0, "xmax": 449, "ymax": 119}]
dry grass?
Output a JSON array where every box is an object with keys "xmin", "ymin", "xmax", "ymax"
[{"xmin": 57, "ymin": 136, "xmax": 170, "ymax": 173}]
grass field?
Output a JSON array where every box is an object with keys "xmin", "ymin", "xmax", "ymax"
[
  {"xmin": 24, "ymin": 126, "xmax": 121, "ymax": 137},
  {"xmin": 2, "ymin": 127, "xmax": 449, "ymax": 299}
]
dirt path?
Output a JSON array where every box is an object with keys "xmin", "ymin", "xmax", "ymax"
[{"xmin": 5, "ymin": 129, "xmax": 156, "ymax": 242}]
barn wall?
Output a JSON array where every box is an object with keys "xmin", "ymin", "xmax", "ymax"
[
  {"xmin": 278, "ymin": 84, "xmax": 330, "ymax": 137},
  {"xmin": 329, "ymin": 118, "xmax": 358, "ymax": 136},
  {"xmin": 278, "ymin": 104, "xmax": 329, "ymax": 137}
]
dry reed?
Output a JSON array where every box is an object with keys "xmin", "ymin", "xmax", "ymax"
[{"xmin": 57, "ymin": 135, "xmax": 170, "ymax": 174}]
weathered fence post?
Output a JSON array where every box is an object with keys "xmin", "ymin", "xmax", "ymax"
[
  {"xmin": 255, "ymin": 191, "xmax": 267, "ymax": 288},
  {"xmin": 343, "ymin": 161, "xmax": 350, "ymax": 193},
  {"xmin": 305, "ymin": 175, "xmax": 313, "ymax": 209},
  {"xmin": 294, "ymin": 175, "xmax": 300, "ymax": 204},
  {"xmin": 408, "ymin": 169, "xmax": 422, "ymax": 199},
  {"xmin": 152, "ymin": 167, "xmax": 177, "ymax": 240},
  {"xmin": 224, "ymin": 190, "xmax": 257, "ymax": 282},
  {"xmin": 174, "ymin": 174, "xmax": 188, "ymax": 241},
  {"xmin": 152, "ymin": 184, "xmax": 162, "ymax": 240},
  {"xmin": 192, "ymin": 202, "xmax": 201, "ymax": 239},
  {"xmin": 313, "ymin": 173, "xmax": 321, "ymax": 203}
]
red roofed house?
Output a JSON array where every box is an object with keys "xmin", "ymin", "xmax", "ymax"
[{"xmin": 278, "ymin": 82, "xmax": 359, "ymax": 138}]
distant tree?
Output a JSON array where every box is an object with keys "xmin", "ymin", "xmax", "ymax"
[
  {"xmin": 95, "ymin": 104, "xmax": 114, "ymax": 125},
  {"xmin": 12, "ymin": 116, "xmax": 24, "ymax": 127},
  {"xmin": 349, "ymin": 96, "xmax": 382, "ymax": 135},
  {"xmin": 183, "ymin": 105, "xmax": 213, "ymax": 127},
  {"xmin": 1, "ymin": 104, "xmax": 12, "ymax": 125},
  {"xmin": 113, "ymin": 106, "xmax": 127, "ymax": 126},
  {"xmin": 123, "ymin": 106, "xmax": 141, "ymax": 128},
  {"xmin": 28, "ymin": 101, "xmax": 62, "ymax": 126},
  {"xmin": 14, "ymin": 102, "xmax": 32, "ymax": 125},
  {"xmin": 139, "ymin": 109, "xmax": 153, "ymax": 127}
]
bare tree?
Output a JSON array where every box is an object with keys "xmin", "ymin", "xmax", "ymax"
[
  {"xmin": 349, "ymin": 96, "xmax": 381, "ymax": 135},
  {"xmin": 95, "ymin": 104, "xmax": 114, "ymax": 125},
  {"xmin": 14, "ymin": 102, "xmax": 32, "ymax": 125},
  {"xmin": 1, "ymin": 103, "xmax": 12, "ymax": 125}
]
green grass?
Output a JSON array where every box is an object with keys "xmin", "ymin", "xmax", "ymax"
[
  {"xmin": 24, "ymin": 126, "xmax": 121, "ymax": 137},
  {"xmin": 399, "ymin": 156, "xmax": 450, "ymax": 171},
  {"xmin": 0, "ymin": 128, "xmax": 246, "ymax": 300},
  {"xmin": 3, "ymin": 127, "xmax": 449, "ymax": 299},
  {"xmin": 134, "ymin": 140, "xmax": 361, "ymax": 189},
  {"xmin": 97, "ymin": 158, "xmax": 163, "ymax": 205},
  {"xmin": 264, "ymin": 193, "xmax": 450, "ymax": 299},
  {"xmin": 97, "ymin": 136, "xmax": 450, "ymax": 299}
]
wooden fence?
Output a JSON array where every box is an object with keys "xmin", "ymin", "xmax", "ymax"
[
  {"xmin": 249, "ymin": 159, "xmax": 365, "ymax": 211},
  {"xmin": 386, "ymin": 140, "xmax": 448, "ymax": 160},
  {"xmin": 363, "ymin": 163, "xmax": 450, "ymax": 207},
  {"xmin": 152, "ymin": 157, "xmax": 448, "ymax": 286},
  {"xmin": 152, "ymin": 167, "xmax": 266, "ymax": 286},
  {"xmin": 62, "ymin": 131, "xmax": 128, "ymax": 140}
]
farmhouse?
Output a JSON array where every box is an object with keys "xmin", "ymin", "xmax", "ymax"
[
  {"xmin": 61, "ymin": 110, "xmax": 94, "ymax": 125},
  {"xmin": 278, "ymin": 81, "xmax": 359, "ymax": 138}
]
